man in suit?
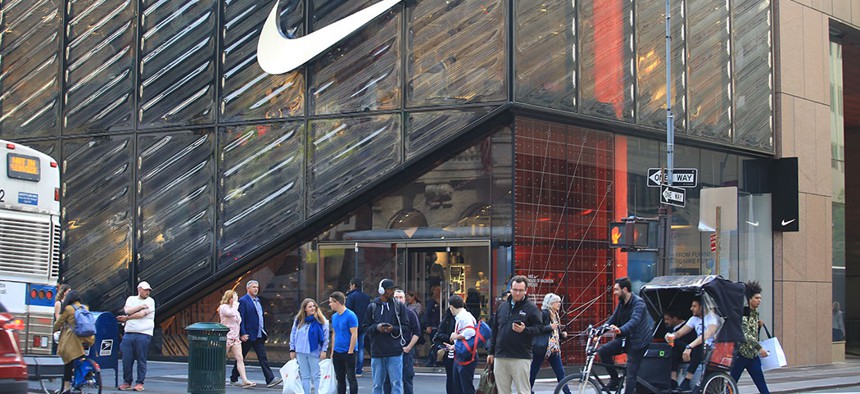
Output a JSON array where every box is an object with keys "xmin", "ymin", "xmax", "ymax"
[{"xmin": 231, "ymin": 280, "xmax": 282, "ymax": 388}]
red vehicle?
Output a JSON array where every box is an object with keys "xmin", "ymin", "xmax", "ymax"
[{"xmin": 0, "ymin": 302, "xmax": 27, "ymax": 394}]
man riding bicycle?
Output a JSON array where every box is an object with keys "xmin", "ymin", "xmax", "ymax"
[{"xmin": 597, "ymin": 278, "xmax": 654, "ymax": 394}]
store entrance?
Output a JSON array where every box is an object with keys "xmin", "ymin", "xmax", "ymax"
[{"xmin": 317, "ymin": 240, "xmax": 493, "ymax": 321}]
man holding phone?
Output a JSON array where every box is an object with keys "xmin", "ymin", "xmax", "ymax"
[
  {"xmin": 488, "ymin": 275, "xmax": 543, "ymax": 394},
  {"xmin": 363, "ymin": 279, "xmax": 411, "ymax": 394}
]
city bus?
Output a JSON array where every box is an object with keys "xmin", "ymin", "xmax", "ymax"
[{"xmin": 0, "ymin": 140, "xmax": 61, "ymax": 355}]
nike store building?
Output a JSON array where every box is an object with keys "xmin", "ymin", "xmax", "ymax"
[{"xmin": 1, "ymin": 0, "xmax": 855, "ymax": 365}]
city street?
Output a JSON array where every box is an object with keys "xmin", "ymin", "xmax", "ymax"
[{"xmin": 27, "ymin": 355, "xmax": 860, "ymax": 393}]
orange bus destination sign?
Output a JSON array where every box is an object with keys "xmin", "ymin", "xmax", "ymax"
[{"xmin": 7, "ymin": 153, "xmax": 41, "ymax": 181}]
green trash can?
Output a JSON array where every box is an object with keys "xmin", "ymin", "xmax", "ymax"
[{"xmin": 186, "ymin": 322, "xmax": 230, "ymax": 394}]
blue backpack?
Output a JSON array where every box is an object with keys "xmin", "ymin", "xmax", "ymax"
[
  {"xmin": 73, "ymin": 305, "xmax": 96, "ymax": 337},
  {"xmin": 455, "ymin": 320, "xmax": 492, "ymax": 365}
]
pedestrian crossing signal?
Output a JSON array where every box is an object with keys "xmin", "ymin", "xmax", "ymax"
[{"xmin": 608, "ymin": 220, "xmax": 651, "ymax": 250}]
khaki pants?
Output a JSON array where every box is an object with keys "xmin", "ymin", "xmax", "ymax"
[{"xmin": 493, "ymin": 358, "xmax": 532, "ymax": 394}]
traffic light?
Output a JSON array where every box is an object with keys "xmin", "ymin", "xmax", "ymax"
[{"xmin": 608, "ymin": 220, "xmax": 651, "ymax": 250}]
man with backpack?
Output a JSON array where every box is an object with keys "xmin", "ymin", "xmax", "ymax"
[
  {"xmin": 117, "ymin": 281, "xmax": 155, "ymax": 391},
  {"xmin": 363, "ymin": 279, "xmax": 411, "ymax": 394}
]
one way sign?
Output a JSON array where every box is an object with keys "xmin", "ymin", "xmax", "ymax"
[
  {"xmin": 647, "ymin": 168, "xmax": 698, "ymax": 188},
  {"xmin": 661, "ymin": 185, "xmax": 686, "ymax": 207}
]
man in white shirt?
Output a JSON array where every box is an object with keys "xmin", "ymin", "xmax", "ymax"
[
  {"xmin": 117, "ymin": 281, "xmax": 156, "ymax": 391},
  {"xmin": 448, "ymin": 295, "xmax": 478, "ymax": 394},
  {"xmin": 666, "ymin": 297, "xmax": 721, "ymax": 391}
]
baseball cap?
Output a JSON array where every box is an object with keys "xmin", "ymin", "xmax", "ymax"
[
  {"xmin": 138, "ymin": 281, "xmax": 153, "ymax": 290},
  {"xmin": 380, "ymin": 279, "xmax": 397, "ymax": 290}
]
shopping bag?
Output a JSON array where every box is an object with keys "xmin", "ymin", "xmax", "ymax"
[
  {"xmin": 759, "ymin": 325, "xmax": 788, "ymax": 371},
  {"xmin": 476, "ymin": 366, "xmax": 497, "ymax": 394},
  {"xmin": 280, "ymin": 359, "xmax": 305, "ymax": 394},
  {"xmin": 318, "ymin": 359, "xmax": 337, "ymax": 394}
]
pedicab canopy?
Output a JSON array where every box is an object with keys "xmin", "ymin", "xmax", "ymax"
[{"xmin": 639, "ymin": 275, "xmax": 746, "ymax": 343}]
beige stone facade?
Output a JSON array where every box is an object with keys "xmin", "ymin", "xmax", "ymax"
[{"xmin": 774, "ymin": 0, "xmax": 859, "ymax": 366}]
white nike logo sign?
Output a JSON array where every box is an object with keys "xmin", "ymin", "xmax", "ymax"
[
  {"xmin": 257, "ymin": 0, "xmax": 402, "ymax": 75},
  {"xmin": 746, "ymin": 221, "xmax": 759, "ymax": 227},
  {"xmin": 781, "ymin": 218, "xmax": 796, "ymax": 226}
]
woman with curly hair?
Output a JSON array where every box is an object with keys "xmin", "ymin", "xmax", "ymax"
[
  {"xmin": 219, "ymin": 290, "xmax": 256, "ymax": 388},
  {"xmin": 290, "ymin": 298, "xmax": 330, "ymax": 394},
  {"xmin": 730, "ymin": 281, "xmax": 771, "ymax": 394}
]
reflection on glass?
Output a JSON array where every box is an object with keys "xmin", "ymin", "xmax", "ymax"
[
  {"xmin": 221, "ymin": 0, "xmax": 304, "ymax": 122},
  {"xmin": 579, "ymin": 0, "xmax": 634, "ymax": 121},
  {"xmin": 138, "ymin": 0, "xmax": 216, "ymax": 128},
  {"xmin": 406, "ymin": 107, "xmax": 496, "ymax": 160},
  {"xmin": 62, "ymin": 136, "xmax": 133, "ymax": 312},
  {"xmin": 687, "ymin": 0, "xmax": 731, "ymax": 141},
  {"xmin": 310, "ymin": 0, "xmax": 401, "ymax": 114},
  {"xmin": 218, "ymin": 121, "xmax": 304, "ymax": 270},
  {"xmin": 0, "ymin": 0, "xmax": 60, "ymax": 138},
  {"xmin": 732, "ymin": 0, "xmax": 772, "ymax": 150},
  {"xmin": 64, "ymin": 0, "xmax": 135, "ymax": 133},
  {"xmin": 407, "ymin": 0, "xmax": 507, "ymax": 107},
  {"xmin": 636, "ymin": 0, "xmax": 685, "ymax": 130},
  {"xmin": 308, "ymin": 115, "xmax": 401, "ymax": 214},
  {"xmin": 515, "ymin": 0, "xmax": 577, "ymax": 112},
  {"xmin": 137, "ymin": 131, "xmax": 215, "ymax": 303}
]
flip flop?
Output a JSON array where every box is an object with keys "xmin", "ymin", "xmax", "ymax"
[{"xmin": 242, "ymin": 381, "xmax": 257, "ymax": 388}]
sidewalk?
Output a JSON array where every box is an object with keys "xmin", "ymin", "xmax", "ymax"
[{"xmin": 27, "ymin": 354, "xmax": 860, "ymax": 393}]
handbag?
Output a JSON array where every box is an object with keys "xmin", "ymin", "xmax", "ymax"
[
  {"xmin": 759, "ymin": 324, "xmax": 788, "ymax": 371},
  {"xmin": 318, "ymin": 359, "xmax": 337, "ymax": 394},
  {"xmin": 476, "ymin": 365, "xmax": 497, "ymax": 394},
  {"xmin": 280, "ymin": 359, "xmax": 305, "ymax": 394}
]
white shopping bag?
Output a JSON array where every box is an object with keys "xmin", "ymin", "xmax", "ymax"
[
  {"xmin": 759, "ymin": 336, "xmax": 788, "ymax": 371},
  {"xmin": 280, "ymin": 359, "xmax": 305, "ymax": 394},
  {"xmin": 318, "ymin": 359, "xmax": 338, "ymax": 394}
]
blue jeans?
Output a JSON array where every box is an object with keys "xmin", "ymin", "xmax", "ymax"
[
  {"xmin": 120, "ymin": 332, "xmax": 151, "ymax": 385},
  {"xmin": 529, "ymin": 351, "xmax": 571, "ymax": 394},
  {"xmin": 454, "ymin": 360, "xmax": 477, "ymax": 394},
  {"xmin": 384, "ymin": 351, "xmax": 414, "ymax": 394},
  {"xmin": 356, "ymin": 332, "xmax": 366, "ymax": 374},
  {"xmin": 372, "ymin": 355, "xmax": 403, "ymax": 394},
  {"xmin": 730, "ymin": 355, "xmax": 770, "ymax": 394},
  {"xmin": 296, "ymin": 353, "xmax": 322, "ymax": 394}
]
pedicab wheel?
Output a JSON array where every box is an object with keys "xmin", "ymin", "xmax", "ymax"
[
  {"xmin": 555, "ymin": 373, "xmax": 602, "ymax": 394},
  {"xmin": 700, "ymin": 371, "xmax": 737, "ymax": 394}
]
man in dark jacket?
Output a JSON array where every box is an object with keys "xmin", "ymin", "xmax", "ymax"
[
  {"xmin": 598, "ymin": 277, "xmax": 654, "ymax": 394},
  {"xmin": 346, "ymin": 278, "xmax": 372, "ymax": 375},
  {"xmin": 363, "ymin": 279, "xmax": 411, "ymax": 394},
  {"xmin": 487, "ymin": 275, "xmax": 543, "ymax": 394}
]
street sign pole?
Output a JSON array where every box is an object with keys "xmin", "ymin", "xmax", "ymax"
[{"xmin": 659, "ymin": 0, "xmax": 674, "ymax": 276}]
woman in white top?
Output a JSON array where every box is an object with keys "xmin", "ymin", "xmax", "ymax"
[{"xmin": 448, "ymin": 295, "xmax": 477, "ymax": 394}]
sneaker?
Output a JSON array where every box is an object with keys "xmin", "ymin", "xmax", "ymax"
[
  {"xmin": 118, "ymin": 383, "xmax": 133, "ymax": 391},
  {"xmin": 605, "ymin": 380, "xmax": 620, "ymax": 392},
  {"xmin": 266, "ymin": 377, "xmax": 283, "ymax": 388},
  {"xmin": 133, "ymin": 383, "xmax": 144, "ymax": 391}
]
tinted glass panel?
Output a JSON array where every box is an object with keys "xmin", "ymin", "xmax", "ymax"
[
  {"xmin": 579, "ymin": 0, "xmax": 634, "ymax": 121},
  {"xmin": 218, "ymin": 121, "xmax": 304, "ymax": 270},
  {"xmin": 310, "ymin": 0, "xmax": 401, "ymax": 114},
  {"xmin": 64, "ymin": 0, "xmax": 135, "ymax": 134},
  {"xmin": 636, "ymin": 0, "xmax": 686, "ymax": 130},
  {"xmin": 0, "ymin": 0, "xmax": 60, "ymax": 138},
  {"xmin": 407, "ymin": 0, "xmax": 507, "ymax": 107},
  {"xmin": 732, "ymin": 0, "xmax": 773, "ymax": 150},
  {"xmin": 137, "ymin": 131, "xmax": 215, "ymax": 302},
  {"xmin": 139, "ymin": 0, "xmax": 216, "ymax": 128},
  {"xmin": 221, "ymin": 0, "xmax": 305, "ymax": 122},
  {"xmin": 62, "ymin": 136, "xmax": 133, "ymax": 312},
  {"xmin": 308, "ymin": 115, "xmax": 401, "ymax": 215},
  {"xmin": 515, "ymin": 0, "xmax": 577, "ymax": 112},
  {"xmin": 687, "ymin": 0, "xmax": 731, "ymax": 140},
  {"xmin": 406, "ymin": 107, "xmax": 496, "ymax": 160}
]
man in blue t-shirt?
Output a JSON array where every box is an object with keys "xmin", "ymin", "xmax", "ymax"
[{"xmin": 330, "ymin": 291, "xmax": 359, "ymax": 394}]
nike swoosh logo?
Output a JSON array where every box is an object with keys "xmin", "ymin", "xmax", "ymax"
[
  {"xmin": 257, "ymin": 0, "xmax": 402, "ymax": 74},
  {"xmin": 781, "ymin": 218, "xmax": 796, "ymax": 226},
  {"xmin": 746, "ymin": 221, "xmax": 759, "ymax": 227}
]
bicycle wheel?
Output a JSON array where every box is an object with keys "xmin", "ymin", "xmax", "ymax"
[
  {"xmin": 700, "ymin": 371, "xmax": 738, "ymax": 394},
  {"xmin": 75, "ymin": 359, "xmax": 102, "ymax": 394},
  {"xmin": 554, "ymin": 373, "xmax": 602, "ymax": 394}
]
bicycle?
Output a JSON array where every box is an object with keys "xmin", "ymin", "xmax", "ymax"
[
  {"xmin": 553, "ymin": 324, "xmax": 624, "ymax": 394},
  {"xmin": 59, "ymin": 345, "xmax": 102, "ymax": 394}
]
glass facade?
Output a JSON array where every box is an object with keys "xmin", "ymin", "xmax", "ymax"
[
  {"xmin": 830, "ymin": 40, "xmax": 846, "ymax": 341},
  {"xmin": 0, "ymin": 0, "xmax": 776, "ymax": 358}
]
